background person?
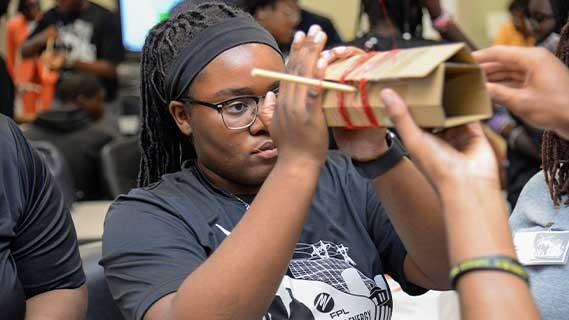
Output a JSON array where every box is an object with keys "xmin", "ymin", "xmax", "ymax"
[
  {"xmin": 21, "ymin": 0, "xmax": 124, "ymax": 102},
  {"xmin": 24, "ymin": 72, "xmax": 115, "ymax": 201}
]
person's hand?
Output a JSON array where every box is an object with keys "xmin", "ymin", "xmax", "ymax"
[
  {"xmin": 380, "ymin": 89, "xmax": 500, "ymax": 193},
  {"xmin": 43, "ymin": 52, "xmax": 65, "ymax": 71},
  {"xmin": 259, "ymin": 25, "xmax": 329, "ymax": 167},
  {"xmin": 473, "ymin": 46, "xmax": 569, "ymax": 139},
  {"xmin": 318, "ymin": 46, "xmax": 389, "ymax": 161}
]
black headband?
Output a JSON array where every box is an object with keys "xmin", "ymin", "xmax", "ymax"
[{"xmin": 163, "ymin": 16, "xmax": 283, "ymax": 104}]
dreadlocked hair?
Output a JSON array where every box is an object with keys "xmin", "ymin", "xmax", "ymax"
[
  {"xmin": 542, "ymin": 20, "xmax": 569, "ymax": 207},
  {"xmin": 138, "ymin": 2, "xmax": 250, "ymax": 187}
]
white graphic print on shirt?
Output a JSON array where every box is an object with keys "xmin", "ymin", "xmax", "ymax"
[
  {"xmin": 56, "ymin": 19, "xmax": 96, "ymax": 62},
  {"xmin": 262, "ymin": 241, "xmax": 392, "ymax": 320},
  {"xmin": 215, "ymin": 226, "xmax": 393, "ymax": 320}
]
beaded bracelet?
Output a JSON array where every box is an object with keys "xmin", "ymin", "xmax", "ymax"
[{"xmin": 449, "ymin": 256, "xmax": 529, "ymax": 289}]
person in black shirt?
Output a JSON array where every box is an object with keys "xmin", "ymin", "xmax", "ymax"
[
  {"xmin": 21, "ymin": 0, "xmax": 124, "ymax": 101},
  {"xmin": 24, "ymin": 72, "xmax": 115, "ymax": 201},
  {"xmin": 357, "ymin": 0, "xmax": 477, "ymax": 51},
  {"xmin": 242, "ymin": 0, "xmax": 342, "ymax": 53},
  {"xmin": 297, "ymin": 8, "xmax": 343, "ymax": 47},
  {"xmin": 101, "ymin": 3, "xmax": 451, "ymax": 320},
  {"xmin": 0, "ymin": 114, "xmax": 87, "ymax": 319}
]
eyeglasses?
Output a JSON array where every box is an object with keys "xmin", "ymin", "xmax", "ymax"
[{"xmin": 179, "ymin": 89, "xmax": 278, "ymax": 130}]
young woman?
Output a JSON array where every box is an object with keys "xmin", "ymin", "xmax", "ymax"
[{"xmin": 101, "ymin": 3, "xmax": 450, "ymax": 320}]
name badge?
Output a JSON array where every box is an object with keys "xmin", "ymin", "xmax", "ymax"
[{"xmin": 514, "ymin": 231, "xmax": 569, "ymax": 266}]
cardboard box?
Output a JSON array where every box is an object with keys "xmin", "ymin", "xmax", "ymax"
[{"xmin": 322, "ymin": 43, "xmax": 492, "ymax": 128}]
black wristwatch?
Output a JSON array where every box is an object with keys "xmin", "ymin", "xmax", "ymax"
[{"xmin": 352, "ymin": 131, "xmax": 408, "ymax": 179}]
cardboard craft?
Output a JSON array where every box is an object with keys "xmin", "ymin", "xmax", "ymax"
[{"xmin": 322, "ymin": 43, "xmax": 492, "ymax": 128}]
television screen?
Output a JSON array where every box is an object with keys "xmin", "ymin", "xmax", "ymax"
[{"xmin": 119, "ymin": 0, "xmax": 184, "ymax": 52}]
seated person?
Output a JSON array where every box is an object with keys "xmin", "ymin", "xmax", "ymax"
[
  {"xmin": 101, "ymin": 3, "xmax": 451, "ymax": 320},
  {"xmin": 0, "ymin": 114, "xmax": 87, "ymax": 319},
  {"xmin": 243, "ymin": 0, "xmax": 342, "ymax": 53},
  {"xmin": 20, "ymin": 0, "xmax": 124, "ymax": 102},
  {"xmin": 525, "ymin": 0, "xmax": 569, "ymax": 52},
  {"xmin": 355, "ymin": 0, "xmax": 477, "ymax": 51},
  {"xmin": 494, "ymin": 0, "xmax": 534, "ymax": 46},
  {"xmin": 24, "ymin": 72, "xmax": 115, "ymax": 201}
]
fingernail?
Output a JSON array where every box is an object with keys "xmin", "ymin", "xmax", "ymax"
[
  {"xmin": 317, "ymin": 58, "xmax": 327, "ymax": 69},
  {"xmin": 314, "ymin": 32, "xmax": 325, "ymax": 43},
  {"xmin": 293, "ymin": 31, "xmax": 304, "ymax": 43},
  {"xmin": 308, "ymin": 24, "xmax": 320, "ymax": 37},
  {"xmin": 333, "ymin": 46, "xmax": 347, "ymax": 54},
  {"xmin": 380, "ymin": 90, "xmax": 396, "ymax": 113},
  {"xmin": 265, "ymin": 91, "xmax": 276, "ymax": 102}
]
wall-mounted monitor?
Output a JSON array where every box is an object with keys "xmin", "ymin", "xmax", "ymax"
[{"xmin": 119, "ymin": 0, "xmax": 183, "ymax": 52}]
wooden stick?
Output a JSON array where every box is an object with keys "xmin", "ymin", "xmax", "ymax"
[
  {"xmin": 41, "ymin": 38, "xmax": 55, "ymax": 79},
  {"xmin": 251, "ymin": 68, "xmax": 358, "ymax": 93}
]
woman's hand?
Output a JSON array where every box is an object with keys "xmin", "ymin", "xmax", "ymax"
[
  {"xmin": 380, "ymin": 89, "xmax": 500, "ymax": 193},
  {"xmin": 319, "ymin": 46, "xmax": 389, "ymax": 161},
  {"xmin": 261, "ymin": 25, "xmax": 329, "ymax": 167},
  {"xmin": 473, "ymin": 46, "xmax": 569, "ymax": 139}
]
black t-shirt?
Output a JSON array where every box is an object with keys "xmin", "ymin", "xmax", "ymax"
[
  {"xmin": 0, "ymin": 115, "xmax": 85, "ymax": 319},
  {"xmin": 28, "ymin": 2, "xmax": 124, "ymax": 101},
  {"xmin": 24, "ymin": 108, "xmax": 115, "ymax": 200},
  {"xmin": 384, "ymin": 0, "xmax": 425, "ymax": 38},
  {"xmin": 101, "ymin": 151, "xmax": 426, "ymax": 320}
]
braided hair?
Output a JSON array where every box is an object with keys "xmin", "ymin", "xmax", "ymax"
[
  {"xmin": 138, "ymin": 2, "xmax": 249, "ymax": 187},
  {"xmin": 542, "ymin": 21, "xmax": 569, "ymax": 207}
]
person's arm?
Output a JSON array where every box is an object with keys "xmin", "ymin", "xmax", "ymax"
[
  {"xmin": 473, "ymin": 46, "xmax": 569, "ymax": 140},
  {"xmin": 370, "ymin": 149, "xmax": 450, "ymax": 290},
  {"xmin": 6, "ymin": 20, "xmax": 17, "ymax": 76},
  {"xmin": 25, "ymin": 286, "xmax": 87, "ymax": 320},
  {"xmin": 5, "ymin": 118, "xmax": 87, "ymax": 319},
  {"xmin": 20, "ymin": 25, "xmax": 57, "ymax": 58},
  {"xmin": 322, "ymin": 46, "xmax": 450, "ymax": 290},
  {"xmin": 144, "ymin": 27, "xmax": 331, "ymax": 320},
  {"xmin": 69, "ymin": 59, "xmax": 117, "ymax": 79},
  {"xmin": 423, "ymin": 0, "xmax": 478, "ymax": 50},
  {"xmin": 380, "ymin": 88, "xmax": 539, "ymax": 320},
  {"xmin": 70, "ymin": 12, "xmax": 123, "ymax": 79}
]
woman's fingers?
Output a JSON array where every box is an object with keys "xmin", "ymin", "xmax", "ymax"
[
  {"xmin": 320, "ymin": 46, "xmax": 365, "ymax": 65},
  {"xmin": 486, "ymin": 82, "xmax": 523, "ymax": 111},
  {"xmin": 259, "ymin": 91, "xmax": 276, "ymax": 130},
  {"xmin": 280, "ymin": 31, "xmax": 306, "ymax": 111},
  {"xmin": 473, "ymin": 46, "xmax": 531, "ymax": 69},
  {"xmin": 287, "ymin": 25, "xmax": 327, "ymax": 114},
  {"xmin": 380, "ymin": 89, "xmax": 424, "ymax": 154}
]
